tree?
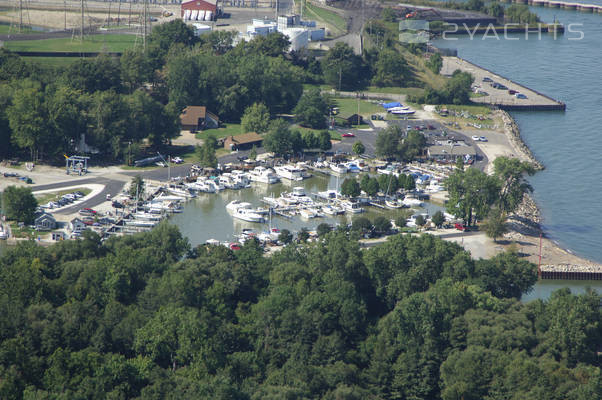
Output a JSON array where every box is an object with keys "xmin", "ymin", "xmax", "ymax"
[
  {"xmin": 263, "ymin": 119, "xmax": 298, "ymax": 156},
  {"xmin": 415, "ymin": 214, "xmax": 426, "ymax": 227},
  {"xmin": 446, "ymin": 167, "xmax": 500, "ymax": 226},
  {"xmin": 373, "ymin": 216, "xmax": 392, "ymax": 234},
  {"xmin": 278, "ymin": 229, "xmax": 293, "ymax": 244},
  {"xmin": 341, "ymin": 178, "xmax": 361, "ymax": 198},
  {"xmin": 249, "ymin": 145, "xmax": 257, "ymax": 161},
  {"xmin": 244, "ymin": 32, "xmax": 290, "ymax": 57},
  {"xmin": 293, "ymin": 88, "xmax": 329, "ymax": 129},
  {"xmin": 241, "ymin": 102, "xmax": 271, "ymax": 134},
  {"xmin": 120, "ymin": 49, "xmax": 153, "ymax": 93},
  {"xmin": 467, "ymin": 0, "xmax": 485, "ymax": 11},
  {"xmin": 351, "ymin": 216, "xmax": 372, "ymax": 234},
  {"xmin": 318, "ymin": 130, "xmax": 332, "ymax": 151},
  {"xmin": 381, "ymin": 7, "xmax": 397, "ymax": 22},
  {"xmin": 316, "ymin": 223, "xmax": 332, "ymax": 237},
  {"xmin": 375, "ymin": 125, "xmax": 403, "ymax": 159},
  {"xmin": 372, "ymin": 49, "xmax": 410, "ymax": 87},
  {"xmin": 129, "ymin": 175, "xmax": 145, "ymax": 199},
  {"xmin": 323, "ymin": 42, "xmax": 367, "ymax": 91},
  {"xmin": 484, "ymin": 209, "xmax": 508, "ymax": 243},
  {"xmin": 361, "ymin": 175, "xmax": 379, "ymax": 197},
  {"xmin": 493, "ymin": 156, "xmax": 535, "ymax": 213},
  {"xmin": 297, "ymin": 228, "xmax": 310, "ymax": 242},
  {"xmin": 148, "ymin": 19, "xmax": 197, "ymax": 60},
  {"xmin": 7, "ymin": 85, "xmax": 49, "ymax": 161},
  {"xmin": 352, "ymin": 141, "xmax": 365, "ymax": 156},
  {"xmin": 432, "ymin": 210, "xmax": 445, "ymax": 228},
  {"xmin": 1, "ymin": 186, "xmax": 37, "ymax": 224},
  {"xmin": 197, "ymin": 136, "xmax": 218, "ymax": 168},
  {"xmin": 301, "ymin": 131, "xmax": 319, "ymax": 149},
  {"xmin": 426, "ymin": 53, "xmax": 443, "ymax": 74},
  {"xmin": 395, "ymin": 214, "xmax": 408, "ymax": 229}
]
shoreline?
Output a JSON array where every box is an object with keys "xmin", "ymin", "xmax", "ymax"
[{"xmin": 494, "ymin": 109, "xmax": 602, "ymax": 273}]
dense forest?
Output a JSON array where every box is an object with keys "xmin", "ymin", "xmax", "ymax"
[
  {"xmin": 0, "ymin": 224, "xmax": 599, "ymax": 399},
  {"xmin": 0, "ymin": 19, "xmax": 474, "ymax": 164}
]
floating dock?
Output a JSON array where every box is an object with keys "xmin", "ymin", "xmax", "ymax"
[
  {"xmin": 499, "ymin": 0, "xmax": 602, "ymax": 13},
  {"xmin": 441, "ymin": 56, "xmax": 566, "ymax": 111}
]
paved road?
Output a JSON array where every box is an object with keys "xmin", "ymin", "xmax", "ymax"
[{"xmin": 32, "ymin": 177, "xmax": 126, "ymax": 215}]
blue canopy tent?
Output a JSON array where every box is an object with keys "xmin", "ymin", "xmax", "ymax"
[{"xmin": 381, "ymin": 102, "xmax": 402, "ymax": 109}]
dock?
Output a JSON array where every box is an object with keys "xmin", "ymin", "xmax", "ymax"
[
  {"xmin": 441, "ymin": 56, "xmax": 566, "ymax": 111},
  {"xmin": 499, "ymin": 0, "xmax": 602, "ymax": 13}
]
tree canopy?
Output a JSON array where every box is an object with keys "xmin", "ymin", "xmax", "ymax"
[{"xmin": 0, "ymin": 223, "xmax": 597, "ymax": 399}]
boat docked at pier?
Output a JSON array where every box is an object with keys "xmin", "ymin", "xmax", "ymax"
[
  {"xmin": 330, "ymin": 163, "xmax": 348, "ymax": 174},
  {"xmin": 274, "ymin": 164, "xmax": 305, "ymax": 181},
  {"xmin": 340, "ymin": 199, "xmax": 364, "ymax": 214},
  {"xmin": 226, "ymin": 201, "xmax": 265, "ymax": 223},
  {"xmin": 249, "ymin": 166, "xmax": 280, "ymax": 184}
]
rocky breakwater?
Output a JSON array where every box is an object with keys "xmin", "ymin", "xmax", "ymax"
[{"xmin": 496, "ymin": 109, "xmax": 544, "ymax": 171}]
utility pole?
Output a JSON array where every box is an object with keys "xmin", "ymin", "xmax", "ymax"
[
  {"xmin": 19, "ymin": 0, "xmax": 23, "ymax": 32},
  {"xmin": 64, "ymin": 0, "xmax": 67, "ymax": 30},
  {"xmin": 143, "ymin": 0, "xmax": 148, "ymax": 51},
  {"xmin": 81, "ymin": 0, "xmax": 85, "ymax": 41}
]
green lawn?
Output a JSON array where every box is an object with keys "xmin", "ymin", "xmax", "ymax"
[
  {"xmin": 0, "ymin": 24, "xmax": 35, "ymax": 34},
  {"xmin": 4, "ymin": 34, "xmax": 138, "ymax": 53},
  {"xmin": 195, "ymin": 123, "xmax": 245, "ymax": 141},
  {"xmin": 302, "ymin": 3, "xmax": 347, "ymax": 36},
  {"xmin": 332, "ymin": 97, "xmax": 383, "ymax": 117},
  {"xmin": 366, "ymin": 86, "xmax": 425, "ymax": 98}
]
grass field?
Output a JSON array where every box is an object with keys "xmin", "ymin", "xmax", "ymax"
[
  {"xmin": 332, "ymin": 97, "xmax": 383, "ymax": 117},
  {"xmin": 4, "ymin": 34, "xmax": 138, "ymax": 53},
  {"xmin": 22, "ymin": 56, "xmax": 82, "ymax": 66},
  {"xmin": 195, "ymin": 123, "xmax": 245, "ymax": 141},
  {"xmin": 302, "ymin": 3, "xmax": 347, "ymax": 37},
  {"xmin": 0, "ymin": 24, "xmax": 35, "ymax": 34}
]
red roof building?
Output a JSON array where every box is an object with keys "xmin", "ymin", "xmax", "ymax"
[{"xmin": 181, "ymin": 0, "xmax": 217, "ymax": 20}]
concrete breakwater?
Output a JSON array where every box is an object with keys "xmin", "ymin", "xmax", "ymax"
[
  {"xmin": 540, "ymin": 264, "xmax": 602, "ymax": 280},
  {"xmin": 499, "ymin": 0, "xmax": 602, "ymax": 13}
]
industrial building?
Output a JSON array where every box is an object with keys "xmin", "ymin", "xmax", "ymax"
[
  {"xmin": 240, "ymin": 14, "xmax": 325, "ymax": 52},
  {"xmin": 181, "ymin": 0, "xmax": 218, "ymax": 22}
]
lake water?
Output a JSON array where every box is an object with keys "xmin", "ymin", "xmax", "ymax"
[
  {"xmin": 169, "ymin": 173, "xmax": 443, "ymax": 248},
  {"xmin": 434, "ymin": 6, "xmax": 602, "ymax": 264}
]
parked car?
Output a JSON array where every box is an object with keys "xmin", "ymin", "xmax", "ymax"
[
  {"xmin": 342, "ymin": 132, "xmax": 355, "ymax": 137},
  {"xmin": 508, "ymin": 89, "xmax": 517, "ymax": 95},
  {"xmin": 112, "ymin": 201, "xmax": 124, "ymax": 208},
  {"xmin": 171, "ymin": 156, "xmax": 183, "ymax": 164},
  {"xmin": 482, "ymin": 77, "xmax": 493, "ymax": 82},
  {"xmin": 454, "ymin": 223, "xmax": 469, "ymax": 231},
  {"xmin": 471, "ymin": 135, "xmax": 480, "ymax": 141},
  {"xmin": 515, "ymin": 93, "xmax": 527, "ymax": 99},
  {"xmin": 479, "ymin": 136, "xmax": 488, "ymax": 142}
]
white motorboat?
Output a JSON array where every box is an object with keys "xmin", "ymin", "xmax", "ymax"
[
  {"xmin": 275, "ymin": 165, "xmax": 304, "ymax": 181},
  {"xmin": 219, "ymin": 173, "xmax": 239, "ymax": 189},
  {"xmin": 340, "ymin": 200, "xmax": 364, "ymax": 214},
  {"xmin": 206, "ymin": 238, "xmax": 220, "ymax": 246},
  {"xmin": 299, "ymin": 208, "xmax": 318, "ymax": 219},
  {"xmin": 231, "ymin": 170, "xmax": 252, "ymax": 187},
  {"xmin": 330, "ymin": 163, "xmax": 348, "ymax": 174},
  {"xmin": 168, "ymin": 186, "xmax": 196, "ymax": 198},
  {"xmin": 283, "ymin": 187, "xmax": 314, "ymax": 204},
  {"xmin": 249, "ymin": 166, "xmax": 280, "ymax": 184},
  {"xmin": 402, "ymin": 197, "xmax": 423, "ymax": 207},
  {"xmin": 226, "ymin": 200, "xmax": 251, "ymax": 212},
  {"xmin": 133, "ymin": 212, "xmax": 164, "ymax": 221},
  {"xmin": 316, "ymin": 189, "xmax": 339, "ymax": 200},
  {"xmin": 321, "ymin": 204, "xmax": 344, "ymax": 215},
  {"xmin": 231, "ymin": 207, "xmax": 264, "ymax": 223}
]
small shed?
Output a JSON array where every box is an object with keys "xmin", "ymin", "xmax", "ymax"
[
  {"xmin": 180, "ymin": 106, "xmax": 220, "ymax": 132},
  {"xmin": 34, "ymin": 213, "xmax": 56, "ymax": 231},
  {"xmin": 223, "ymin": 132, "xmax": 263, "ymax": 151},
  {"xmin": 345, "ymin": 114, "xmax": 364, "ymax": 125},
  {"xmin": 69, "ymin": 218, "xmax": 86, "ymax": 233}
]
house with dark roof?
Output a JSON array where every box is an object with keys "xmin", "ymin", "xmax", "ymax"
[
  {"xmin": 34, "ymin": 213, "xmax": 56, "ymax": 231},
  {"xmin": 427, "ymin": 144, "xmax": 476, "ymax": 162},
  {"xmin": 223, "ymin": 132, "xmax": 263, "ymax": 151},
  {"xmin": 180, "ymin": 106, "xmax": 220, "ymax": 132}
]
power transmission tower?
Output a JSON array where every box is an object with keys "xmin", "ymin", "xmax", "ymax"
[{"xmin": 81, "ymin": 0, "xmax": 85, "ymax": 41}]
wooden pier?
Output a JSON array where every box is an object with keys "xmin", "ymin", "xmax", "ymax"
[{"xmin": 540, "ymin": 264, "xmax": 602, "ymax": 280}]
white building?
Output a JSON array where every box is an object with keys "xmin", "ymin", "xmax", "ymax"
[
  {"xmin": 192, "ymin": 23, "xmax": 212, "ymax": 36},
  {"xmin": 280, "ymin": 28, "xmax": 309, "ymax": 52}
]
